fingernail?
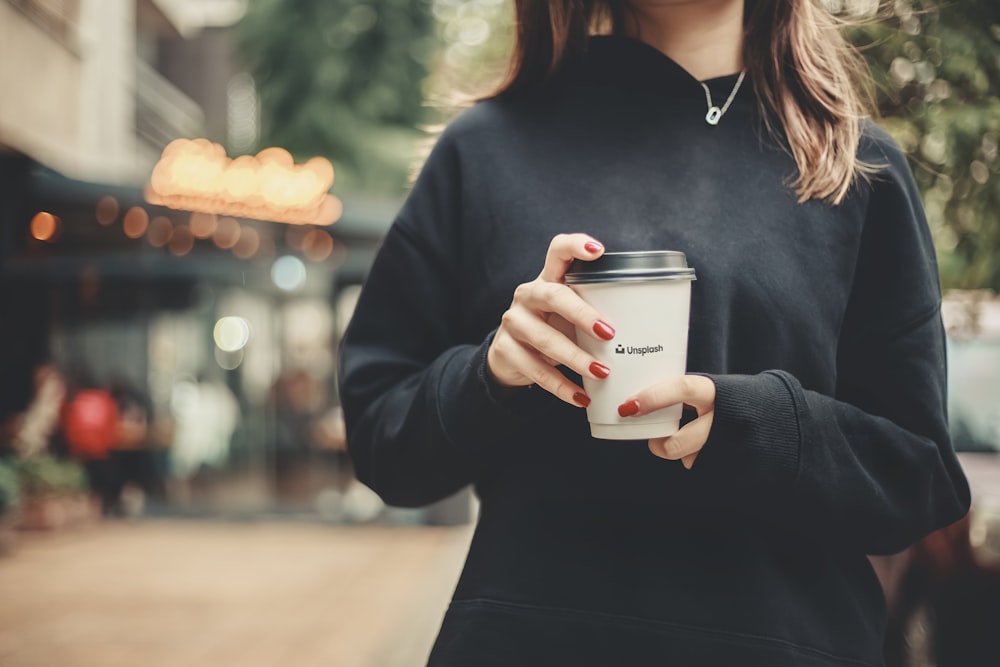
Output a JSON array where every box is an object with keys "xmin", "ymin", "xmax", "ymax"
[
  {"xmin": 584, "ymin": 241, "xmax": 603, "ymax": 254},
  {"xmin": 573, "ymin": 392, "xmax": 591, "ymax": 408},
  {"xmin": 618, "ymin": 399, "xmax": 640, "ymax": 417},
  {"xmin": 593, "ymin": 320, "xmax": 615, "ymax": 340},
  {"xmin": 589, "ymin": 362, "xmax": 610, "ymax": 379}
]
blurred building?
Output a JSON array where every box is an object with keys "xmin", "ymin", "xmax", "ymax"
[{"xmin": 0, "ymin": 0, "xmax": 404, "ymax": 520}]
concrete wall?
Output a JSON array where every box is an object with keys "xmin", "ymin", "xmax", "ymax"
[
  {"xmin": 0, "ymin": 0, "xmax": 188, "ymax": 184},
  {"xmin": 0, "ymin": 1, "xmax": 83, "ymax": 175},
  {"xmin": 76, "ymin": 0, "xmax": 139, "ymax": 183}
]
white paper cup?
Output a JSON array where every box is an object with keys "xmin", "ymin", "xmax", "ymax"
[{"xmin": 566, "ymin": 251, "xmax": 695, "ymax": 440}]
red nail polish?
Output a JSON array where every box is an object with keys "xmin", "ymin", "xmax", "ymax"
[
  {"xmin": 573, "ymin": 392, "xmax": 591, "ymax": 408},
  {"xmin": 593, "ymin": 320, "xmax": 615, "ymax": 340},
  {"xmin": 589, "ymin": 362, "xmax": 610, "ymax": 379},
  {"xmin": 584, "ymin": 241, "xmax": 603, "ymax": 254},
  {"xmin": 618, "ymin": 399, "xmax": 640, "ymax": 417}
]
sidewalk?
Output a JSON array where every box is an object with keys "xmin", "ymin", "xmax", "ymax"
[{"xmin": 0, "ymin": 521, "xmax": 473, "ymax": 667}]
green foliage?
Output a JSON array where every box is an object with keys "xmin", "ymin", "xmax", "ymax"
[
  {"xmin": 16, "ymin": 456, "xmax": 88, "ymax": 498},
  {"xmin": 0, "ymin": 458, "xmax": 20, "ymax": 515},
  {"xmin": 424, "ymin": 0, "xmax": 514, "ymax": 108},
  {"xmin": 238, "ymin": 0, "xmax": 437, "ymax": 197},
  {"xmin": 850, "ymin": 1, "xmax": 1000, "ymax": 290}
]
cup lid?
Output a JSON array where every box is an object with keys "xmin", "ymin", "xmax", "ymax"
[{"xmin": 565, "ymin": 251, "xmax": 696, "ymax": 284}]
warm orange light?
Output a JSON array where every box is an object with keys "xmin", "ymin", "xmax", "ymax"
[
  {"xmin": 257, "ymin": 233, "xmax": 276, "ymax": 261},
  {"xmin": 147, "ymin": 216, "xmax": 174, "ymax": 247},
  {"xmin": 302, "ymin": 229, "xmax": 334, "ymax": 262},
  {"xmin": 123, "ymin": 207, "xmax": 149, "ymax": 239},
  {"xmin": 145, "ymin": 139, "xmax": 341, "ymax": 226},
  {"xmin": 30, "ymin": 212, "xmax": 59, "ymax": 241},
  {"xmin": 96, "ymin": 196, "xmax": 119, "ymax": 226},
  {"xmin": 285, "ymin": 225, "xmax": 309, "ymax": 250},
  {"xmin": 189, "ymin": 211, "xmax": 218, "ymax": 239},
  {"xmin": 213, "ymin": 216, "xmax": 241, "ymax": 249},
  {"xmin": 169, "ymin": 225, "xmax": 195, "ymax": 256},
  {"xmin": 232, "ymin": 226, "xmax": 260, "ymax": 259}
]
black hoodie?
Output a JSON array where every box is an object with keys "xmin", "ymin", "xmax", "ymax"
[{"xmin": 339, "ymin": 35, "xmax": 970, "ymax": 667}]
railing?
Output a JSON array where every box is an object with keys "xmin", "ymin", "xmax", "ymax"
[{"xmin": 135, "ymin": 58, "xmax": 204, "ymax": 150}]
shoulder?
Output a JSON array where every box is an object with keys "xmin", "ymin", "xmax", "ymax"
[
  {"xmin": 435, "ymin": 95, "xmax": 537, "ymax": 148},
  {"xmin": 418, "ymin": 94, "xmax": 552, "ymax": 181},
  {"xmin": 858, "ymin": 119, "xmax": 914, "ymax": 182},
  {"xmin": 849, "ymin": 118, "xmax": 927, "ymax": 221},
  {"xmin": 853, "ymin": 120, "xmax": 936, "ymax": 267}
]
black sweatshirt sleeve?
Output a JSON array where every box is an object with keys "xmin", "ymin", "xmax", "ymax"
[
  {"xmin": 338, "ymin": 130, "xmax": 511, "ymax": 508},
  {"xmin": 697, "ymin": 135, "xmax": 971, "ymax": 555}
]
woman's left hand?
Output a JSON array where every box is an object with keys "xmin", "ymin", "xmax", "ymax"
[{"xmin": 617, "ymin": 375, "xmax": 716, "ymax": 470}]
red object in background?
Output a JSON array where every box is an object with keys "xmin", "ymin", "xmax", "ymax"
[{"xmin": 63, "ymin": 390, "xmax": 119, "ymax": 459}]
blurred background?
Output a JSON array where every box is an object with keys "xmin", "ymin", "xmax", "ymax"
[{"xmin": 0, "ymin": 1, "xmax": 998, "ymax": 666}]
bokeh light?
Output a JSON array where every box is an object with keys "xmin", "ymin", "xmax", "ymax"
[
  {"xmin": 123, "ymin": 207, "xmax": 150, "ymax": 239},
  {"xmin": 168, "ymin": 225, "xmax": 195, "ymax": 256},
  {"xmin": 285, "ymin": 224, "xmax": 309, "ymax": 250},
  {"xmin": 96, "ymin": 196, "xmax": 119, "ymax": 226},
  {"xmin": 30, "ymin": 212, "xmax": 60, "ymax": 242},
  {"xmin": 302, "ymin": 229, "xmax": 334, "ymax": 262},
  {"xmin": 257, "ymin": 232, "xmax": 277, "ymax": 260},
  {"xmin": 214, "ymin": 346, "xmax": 244, "ymax": 370},
  {"xmin": 189, "ymin": 211, "xmax": 219, "ymax": 239},
  {"xmin": 147, "ymin": 216, "xmax": 173, "ymax": 247},
  {"xmin": 232, "ymin": 226, "xmax": 260, "ymax": 259},
  {"xmin": 214, "ymin": 316, "xmax": 251, "ymax": 352},
  {"xmin": 271, "ymin": 255, "xmax": 307, "ymax": 291},
  {"xmin": 146, "ymin": 139, "xmax": 340, "ymax": 225},
  {"xmin": 213, "ymin": 216, "xmax": 241, "ymax": 249}
]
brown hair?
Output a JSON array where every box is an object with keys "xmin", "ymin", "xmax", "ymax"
[{"xmin": 495, "ymin": 0, "xmax": 876, "ymax": 204}]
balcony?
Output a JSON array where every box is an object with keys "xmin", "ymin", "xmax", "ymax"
[{"xmin": 135, "ymin": 58, "xmax": 204, "ymax": 152}]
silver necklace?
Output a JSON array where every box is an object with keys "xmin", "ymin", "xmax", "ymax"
[{"xmin": 700, "ymin": 71, "xmax": 747, "ymax": 126}]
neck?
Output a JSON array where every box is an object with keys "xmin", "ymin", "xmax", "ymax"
[{"xmin": 622, "ymin": 0, "xmax": 745, "ymax": 81}]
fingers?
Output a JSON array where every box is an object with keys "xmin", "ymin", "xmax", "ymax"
[
  {"xmin": 502, "ymin": 309, "xmax": 608, "ymax": 381},
  {"xmin": 538, "ymin": 233, "xmax": 604, "ymax": 283},
  {"xmin": 619, "ymin": 375, "xmax": 716, "ymax": 469},
  {"xmin": 489, "ymin": 335, "xmax": 590, "ymax": 408},
  {"xmin": 487, "ymin": 233, "xmax": 609, "ymax": 405},
  {"xmin": 520, "ymin": 281, "xmax": 614, "ymax": 342},
  {"xmin": 647, "ymin": 411, "xmax": 714, "ymax": 466},
  {"xmin": 618, "ymin": 375, "xmax": 716, "ymax": 417}
]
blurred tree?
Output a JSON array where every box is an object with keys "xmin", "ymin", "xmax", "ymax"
[
  {"xmin": 848, "ymin": 1, "xmax": 1000, "ymax": 290},
  {"xmin": 424, "ymin": 0, "xmax": 514, "ymax": 109},
  {"xmin": 237, "ymin": 0, "xmax": 438, "ymax": 198}
]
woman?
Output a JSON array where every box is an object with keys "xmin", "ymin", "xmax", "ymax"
[{"xmin": 339, "ymin": 1, "xmax": 971, "ymax": 664}]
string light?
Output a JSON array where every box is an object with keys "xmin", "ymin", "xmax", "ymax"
[
  {"xmin": 147, "ymin": 216, "xmax": 174, "ymax": 247},
  {"xmin": 96, "ymin": 196, "xmax": 119, "ymax": 226},
  {"xmin": 145, "ymin": 139, "xmax": 342, "ymax": 226},
  {"xmin": 30, "ymin": 212, "xmax": 60, "ymax": 242},
  {"xmin": 123, "ymin": 207, "xmax": 149, "ymax": 239}
]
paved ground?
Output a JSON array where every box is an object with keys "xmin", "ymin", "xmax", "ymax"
[{"xmin": 0, "ymin": 521, "xmax": 474, "ymax": 667}]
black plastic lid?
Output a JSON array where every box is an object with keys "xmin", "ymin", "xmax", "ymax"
[{"xmin": 565, "ymin": 251, "xmax": 696, "ymax": 285}]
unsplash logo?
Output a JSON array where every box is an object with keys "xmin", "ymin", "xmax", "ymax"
[{"xmin": 615, "ymin": 343, "xmax": 664, "ymax": 356}]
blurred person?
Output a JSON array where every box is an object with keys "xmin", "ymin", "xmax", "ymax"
[
  {"xmin": 269, "ymin": 368, "xmax": 325, "ymax": 501},
  {"xmin": 339, "ymin": 1, "xmax": 971, "ymax": 665},
  {"xmin": 9, "ymin": 365, "xmax": 66, "ymax": 458},
  {"xmin": 168, "ymin": 376, "xmax": 239, "ymax": 480},
  {"xmin": 101, "ymin": 383, "xmax": 166, "ymax": 516},
  {"xmin": 61, "ymin": 379, "xmax": 119, "ymax": 514}
]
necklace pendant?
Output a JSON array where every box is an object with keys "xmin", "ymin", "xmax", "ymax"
[{"xmin": 705, "ymin": 106, "xmax": 722, "ymax": 125}]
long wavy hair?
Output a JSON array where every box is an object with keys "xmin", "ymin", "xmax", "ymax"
[{"xmin": 494, "ymin": 0, "xmax": 876, "ymax": 204}]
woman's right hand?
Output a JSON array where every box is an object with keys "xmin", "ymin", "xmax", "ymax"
[{"xmin": 486, "ymin": 233, "xmax": 616, "ymax": 407}]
